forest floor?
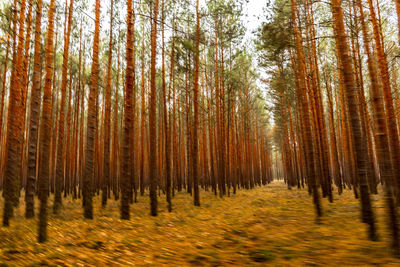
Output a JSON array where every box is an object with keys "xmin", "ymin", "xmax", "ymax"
[{"xmin": 0, "ymin": 181, "xmax": 399, "ymax": 266}]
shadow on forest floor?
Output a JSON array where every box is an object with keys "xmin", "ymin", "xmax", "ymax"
[{"xmin": 0, "ymin": 181, "xmax": 399, "ymax": 266}]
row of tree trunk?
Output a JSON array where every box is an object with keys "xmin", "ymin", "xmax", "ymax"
[
  {"xmin": 275, "ymin": 0, "xmax": 400, "ymax": 254},
  {"xmin": 0, "ymin": 0, "xmax": 273, "ymax": 242}
]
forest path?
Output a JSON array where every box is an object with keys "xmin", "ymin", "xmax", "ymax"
[{"xmin": 0, "ymin": 181, "xmax": 399, "ymax": 266}]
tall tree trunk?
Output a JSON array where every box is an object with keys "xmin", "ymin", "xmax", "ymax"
[
  {"xmin": 149, "ymin": 0, "xmax": 160, "ymax": 216},
  {"xmin": 102, "ymin": 0, "xmax": 114, "ymax": 207},
  {"xmin": 37, "ymin": 0, "xmax": 56, "ymax": 242},
  {"xmin": 291, "ymin": 0, "xmax": 322, "ymax": 218},
  {"xmin": 2, "ymin": 0, "xmax": 27, "ymax": 226},
  {"xmin": 54, "ymin": 0, "xmax": 74, "ymax": 213},
  {"xmin": 84, "ymin": 0, "xmax": 101, "ymax": 219},
  {"xmin": 162, "ymin": 0, "xmax": 172, "ymax": 212},
  {"xmin": 121, "ymin": 0, "xmax": 135, "ymax": 220},
  {"xmin": 25, "ymin": 0, "xmax": 43, "ymax": 218},
  {"xmin": 192, "ymin": 0, "xmax": 201, "ymax": 206},
  {"xmin": 358, "ymin": 0, "xmax": 399, "ymax": 253},
  {"xmin": 331, "ymin": 0, "xmax": 377, "ymax": 240},
  {"xmin": 367, "ymin": 0, "xmax": 400, "ymax": 205},
  {"xmin": 112, "ymin": 44, "xmax": 120, "ymax": 200},
  {"xmin": 324, "ymin": 68, "xmax": 342, "ymax": 194}
]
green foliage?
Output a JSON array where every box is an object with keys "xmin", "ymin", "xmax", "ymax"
[
  {"xmin": 255, "ymin": 0, "xmax": 293, "ymax": 65},
  {"xmin": 254, "ymin": 0, "xmax": 296, "ymax": 146},
  {"xmin": 181, "ymin": 39, "xmax": 195, "ymax": 53}
]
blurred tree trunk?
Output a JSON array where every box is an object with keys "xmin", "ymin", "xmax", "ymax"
[
  {"xmin": 358, "ymin": 0, "xmax": 399, "ymax": 253},
  {"xmin": 37, "ymin": 0, "xmax": 56, "ymax": 242},
  {"xmin": 54, "ymin": 0, "xmax": 74, "ymax": 213},
  {"xmin": 331, "ymin": 0, "xmax": 376, "ymax": 240},
  {"xmin": 192, "ymin": 0, "xmax": 201, "ymax": 206},
  {"xmin": 162, "ymin": 0, "xmax": 172, "ymax": 211},
  {"xmin": 367, "ymin": 0, "xmax": 400, "ymax": 204},
  {"xmin": 149, "ymin": 0, "xmax": 160, "ymax": 216},
  {"xmin": 84, "ymin": 0, "xmax": 101, "ymax": 219},
  {"xmin": 121, "ymin": 0, "xmax": 135, "ymax": 220},
  {"xmin": 26, "ymin": 0, "xmax": 43, "ymax": 218},
  {"xmin": 291, "ymin": 0, "xmax": 322, "ymax": 218},
  {"xmin": 2, "ymin": 0, "xmax": 27, "ymax": 226},
  {"xmin": 102, "ymin": 0, "xmax": 114, "ymax": 207}
]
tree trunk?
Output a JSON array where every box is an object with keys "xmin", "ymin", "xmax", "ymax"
[
  {"xmin": 84, "ymin": 0, "xmax": 101, "ymax": 219},
  {"xmin": 121, "ymin": 0, "xmax": 135, "ymax": 220},
  {"xmin": 358, "ymin": 0, "xmax": 399, "ymax": 253},
  {"xmin": 192, "ymin": 0, "xmax": 201, "ymax": 206},
  {"xmin": 149, "ymin": 0, "xmax": 160, "ymax": 216},
  {"xmin": 291, "ymin": 0, "xmax": 322, "ymax": 218},
  {"xmin": 162, "ymin": 1, "xmax": 172, "ymax": 212},
  {"xmin": 54, "ymin": 0, "xmax": 74, "ymax": 213},
  {"xmin": 2, "ymin": 0, "xmax": 27, "ymax": 226},
  {"xmin": 37, "ymin": 0, "xmax": 56, "ymax": 242},
  {"xmin": 26, "ymin": 0, "xmax": 43, "ymax": 219},
  {"xmin": 331, "ymin": 0, "xmax": 377, "ymax": 240},
  {"xmin": 102, "ymin": 0, "xmax": 114, "ymax": 207}
]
